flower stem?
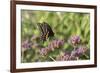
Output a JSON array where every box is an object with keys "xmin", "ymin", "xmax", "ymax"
[
  {"xmin": 84, "ymin": 54, "xmax": 89, "ymax": 59},
  {"xmin": 49, "ymin": 56, "xmax": 56, "ymax": 61}
]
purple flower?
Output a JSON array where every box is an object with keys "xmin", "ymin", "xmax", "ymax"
[
  {"xmin": 57, "ymin": 39, "xmax": 64, "ymax": 47},
  {"xmin": 70, "ymin": 46, "xmax": 87, "ymax": 57},
  {"xmin": 22, "ymin": 40, "xmax": 31, "ymax": 48},
  {"xmin": 69, "ymin": 35, "xmax": 80, "ymax": 46},
  {"xmin": 70, "ymin": 50, "xmax": 78, "ymax": 60},
  {"xmin": 39, "ymin": 48, "xmax": 48, "ymax": 56},
  {"xmin": 56, "ymin": 45, "xmax": 88, "ymax": 61},
  {"xmin": 48, "ymin": 39, "xmax": 64, "ymax": 50},
  {"xmin": 56, "ymin": 52, "xmax": 70, "ymax": 61},
  {"xmin": 62, "ymin": 53, "xmax": 70, "ymax": 61},
  {"xmin": 76, "ymin": 46, "xmax": 87, "ymax": 55},
  {"xmin": 39, "ymin": 39, "xmax": 64, "ymax": 56},
  {"xmin": 21, "ymin": 39, "xmax": 32, "ymax": 51},
  {"xmin": 70, "ymin": 50, "xmax": 77, "ymax": 56}
]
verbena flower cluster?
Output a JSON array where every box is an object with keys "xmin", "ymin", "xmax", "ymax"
[
  {"xmin": 21, "ymin": 35, "xmax": 88, "ymax": 61},
  {"xmin": 68, "ymin": 35, "xmax": 80, "ymax": 47},
  {"xmin": 39, "ymin": 35, "xmax": 88, "ymax": 60},
  {"xmin": 56, "ymin": 46, "xmax": 87, "ymax": 61},
  {"xmin": 39, "ymin": 39, "xmax": 64, "ymax": 56},
  {"xmin": 21, "ymin": 35, "xmax": 39, "ymax": 52},
  {"xmin": 21, "ymin": 39, "xmax": 32, "ymax": 52}
]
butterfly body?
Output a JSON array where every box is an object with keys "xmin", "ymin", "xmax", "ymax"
[{"xmin": 37, "ymin": 22, "xmax": 54, "ymax": 41}]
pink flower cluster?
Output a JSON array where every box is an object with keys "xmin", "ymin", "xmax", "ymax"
[
  {"xmin": 56, "ymin": 52, "xmax": 71, "ymax": 61},
  {"xmin": 71, "ymin": 46, "xmax": 88, "ymax": 57},
  {"xmin": 56, "ymin": 46, "xmax": 88, "ymax": 61},
  {"xmin": 69, "ymin": 35, "xmax": 80, "ymax": 46},
  {"xmin": 21, "ymin": 39, "xmax": 32, "ymax": 52},
  {"xmin": 39, "ymin": 39, "xmax": 64, "ymax": 56}
]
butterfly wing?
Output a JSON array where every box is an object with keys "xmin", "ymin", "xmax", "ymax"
[
  {"xmin": 37, "ymin": 23, "xmax": 46, "ymax": 41},
  {"xmin": 37, "ymin": 23, "xmax": 44, "ymax": 35},
  {"xmin": 37, "ymin": 22, "xmax": 54, "ymax": 41},
  {"xmin": 43, "ymin": 22, "xmax": 54, "ymax": 37}
]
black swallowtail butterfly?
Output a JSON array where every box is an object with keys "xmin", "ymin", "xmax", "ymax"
[{"xmin": 37, "ymin": 22, "xmax": 54, "ymax": 41}]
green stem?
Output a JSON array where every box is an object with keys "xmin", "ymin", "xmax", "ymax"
[
  {"xmin": 49, "ymin": 56, "xmax": 56, "ymax": 61},
  {"xmin": 84, "ymin": 54, "xmax": 89, "ymax": 59}
]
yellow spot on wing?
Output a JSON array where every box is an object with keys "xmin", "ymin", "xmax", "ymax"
[{"xmin": 46, "ymin": 32, "xmax": 49, "ymax": 39}]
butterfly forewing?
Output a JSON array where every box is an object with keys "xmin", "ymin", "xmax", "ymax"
[{"xmin": 37, "ymin": 23, "xmax": 44, "ymax": 35}]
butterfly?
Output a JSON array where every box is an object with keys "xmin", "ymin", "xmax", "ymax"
[{"xmin": 37, "ymin": 22, "xmax": 54, "ymax": 41}]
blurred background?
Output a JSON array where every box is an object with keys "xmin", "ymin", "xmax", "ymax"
[{"xmin": 21, "ymin": 10, "xmax": 90, "ymax": 63}]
